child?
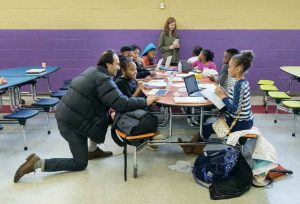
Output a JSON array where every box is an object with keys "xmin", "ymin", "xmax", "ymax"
[
  {"xmin": 218, "ymin": 48, "xmax": 240, "ymax": 92},
  {"xmin": 158, "ymin": 17, "xmax": 180, "ymax": 66},
  {"xmin": 116, "ymin": 46, "xmax": 134, "ymax": 78},
  {"xmin": 141, "ymin": 43, "xmax": 157, "ymax": 68},
  {"xmin": 115, "ymin": 55, "xmax": 143, "ymax": 98},
  {"xmin": 192, "ymin": 49, "xmax": 217, "ymax": 71},
  {"xmin": 131, "ymin": 44, "xmax": 155, "ymax": 79},
  {"xmin": 179, "ymin": 51, "xmax": 255, "ymax": 153},
  {"xmin": 115, "ymin": 56, "xmax": 159, "ymax": 150},
  {"xmin": 187, "ymin": 46, "xmax": 202, "ymax": 63}
]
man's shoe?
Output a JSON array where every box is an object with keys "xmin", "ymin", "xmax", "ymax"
[
  {"xmin": 88, "ymin": 147, "xmax": 113, "ymax": 160},
  {"xmin": 14, "ymin": 153, "xmax": 40, "ymax": 183}
]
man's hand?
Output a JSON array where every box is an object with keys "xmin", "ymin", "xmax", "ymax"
[{"xmin": 146, "ymin": 95, "xmax": 160, "ymax": 106}]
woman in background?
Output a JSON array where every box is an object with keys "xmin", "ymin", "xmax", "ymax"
[{"xmin": 158, "ymin": 17, "xmax": 180, "ymax": 66}]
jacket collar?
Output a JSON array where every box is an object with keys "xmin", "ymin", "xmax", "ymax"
[{"xmin": 97, "ymin": 66, "xmax": 110, "ymax": 76}]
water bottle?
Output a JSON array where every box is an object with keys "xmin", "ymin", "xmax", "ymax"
[{"xmin": 178, "ymin": 62, "xmax": 182, "ymax": 73}]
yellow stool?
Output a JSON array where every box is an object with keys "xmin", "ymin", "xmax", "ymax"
[
  {"xmin": 268, "ymin": 91, "xmax": 291, "ymax": 121},
  {"xmin": 259, "ymin": 85, "xmax": 279, "ymax": 112},
  {"xmin": 258, "ymin": 80, "xmax": 275, "ymax": 86},
  {"xmin": 281, "ymin": 101, "xmax": 300, "ymax": 136}
]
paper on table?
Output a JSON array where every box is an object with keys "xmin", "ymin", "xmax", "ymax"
[
  {"xmin": 176, "ymin": 73, "xmax": 189, "ymax": 77},
  {"xmin": 172, "ymin": 83, "xmax": 185, "ymax": 88},
  {"xmin": 198, "ymin": 84, "xmax": 216, "ymax": 90},
  {"xmin": 168, "ymin": 77, "xmax": 183, "ymax": 82},
  {"xmin": 177, "ymin": 87, "xmax": 186, "ymax": 92},
  {"xmin": 200, "ymin": 88, "xmax": 225, "ymax": 110},
  {"xmin": 173, "ymin": 97, "xmax": 206, "ymax": 104},
  {"xmin": 144, "ymin": 81, "xmax": 167, "ymax": 89}
]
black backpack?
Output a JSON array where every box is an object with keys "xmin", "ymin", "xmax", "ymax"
[{"xmin": 111, "ymin": 109, "xmax": 158, "ymax": 146}]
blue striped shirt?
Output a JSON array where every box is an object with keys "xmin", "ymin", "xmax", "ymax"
[{"xmin": 222, "ymin": 79, "xmax": 253, "ymax": 121}]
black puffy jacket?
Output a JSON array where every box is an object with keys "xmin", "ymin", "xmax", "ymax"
[{"xmin": 55, "ymin": 66, "xmax": 147, "ymax": 143}]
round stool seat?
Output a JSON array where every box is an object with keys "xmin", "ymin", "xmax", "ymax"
[
  {"xmin": 258, "ymin": 80, "xmax": 275, "ymax": 85},
  {"xmin": 260, "ymin": 85, "xmax": 278, "ymax": 91}
]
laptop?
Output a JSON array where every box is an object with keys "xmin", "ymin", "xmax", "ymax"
[
  {"xmin": 160, "ymin": 56, "xmax": 173, "ymax": 70},
  {"xmin": 155, "ymin": 58, "xmax": 164, "ymax": 71},
  {"xmin": 183, "ymin": 74, "xmax": 203, "ymax": 97},
  {"xmin": 148, "ymin": 74, "xmax": 174, "ymax": 96},
  {"xmin": 180, "ymin": 60, "xmax": 193, "ymax": 73}
]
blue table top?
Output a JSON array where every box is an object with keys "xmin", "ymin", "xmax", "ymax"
[
  {"xmin": 0, "ymin": 66, "xmax": 60, "ymax": 77},
  {"xmin": 0, "ymin": 76, "xmax": 37, "ymax": 90},
  {"xmin": 0, "ymin": 65, "xmax": 60, "ymax": 90}
]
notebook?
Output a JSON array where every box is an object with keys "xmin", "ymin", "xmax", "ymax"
[
  {"xmin": 183, "ymin": 74, "xmax": 203, "ymax": 97},
  {"xmin": 200, "ymin": 88, "xmax": 225, "ymax": 110},
  {"xmin": 26, "ymin": 69, "xmax": 46, "ymax": 75},
  {"xmin": 147, "ymin": 74, "xmax": 174, "ymax": 96},
  {"xmin": 173, "ymin": 97, "xmax": 206, "ymax": 104}
]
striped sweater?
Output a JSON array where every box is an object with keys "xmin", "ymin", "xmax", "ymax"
[{"xmin": 222, "ymin": 79, "xmax": 253, "ymax": 121}]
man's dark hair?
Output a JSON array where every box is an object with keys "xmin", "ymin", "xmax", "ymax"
[
  {"xmin": 97, "ymin": 49, "xmax": 115, "ymax": 67},
  {"xmin": 120, "ymin": 46, "xmax": 133, "ymax": 53}
]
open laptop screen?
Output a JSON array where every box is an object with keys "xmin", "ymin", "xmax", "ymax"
[{"xmin": 184, "ymin": 75, "xmax": 199, "ymax": 95}]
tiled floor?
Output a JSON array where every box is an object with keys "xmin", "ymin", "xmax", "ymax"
[{"xmin": 0, "ymin": 96, "xmax": 299, "ymax": 204}]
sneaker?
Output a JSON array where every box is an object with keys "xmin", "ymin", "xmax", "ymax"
[
  {"xmin": 88, "ymin": 147, "xmax": 113, "ymax": 160},
  {"xmin": 147, "ymin": 145, "xmax": 159, "ymax": 151}
]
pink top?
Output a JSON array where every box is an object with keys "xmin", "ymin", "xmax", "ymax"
[{"xmin": 192, "ymin": 60, "xmax": 217, "ymax": 71}]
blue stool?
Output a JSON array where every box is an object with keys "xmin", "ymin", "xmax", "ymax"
[
  {"xmin": 64, "ymin": 79, "xmax": 72, "ymax": 84},
  {"xmin": 31, "ymin": 98, "xmax": 59, "ymax": 134},
  {"xmin": 51, "ymin": 90, "xmax": 67, "ymax": 100},
  {"xmin": 3, "ymin": 109, "xmax": 40, "ymax": 150},
  {"xmin": 60, "ymin": 83, "xmax": 70, "ymax": 90},
  {"xmin": 0, "ymin": 124, "xmax": 3, "ymax": 130}
]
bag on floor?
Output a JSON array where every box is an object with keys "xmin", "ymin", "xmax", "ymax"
[
  {"xmin": 113, "ymin": 109, "xmax": 158, "ymax": 136},
  {"xmin": 192, "ymin": 147, "xmax": 240, "ymax": 186},
  {"xmin": 209, "ymin": 152, "xmax": 253, "ymax": 200},
  {"xmin": 267, "ymin": 164, "xmax": 293, "ymax": 180}
]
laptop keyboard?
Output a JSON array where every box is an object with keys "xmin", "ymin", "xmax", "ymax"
[{"xmin": 156, "ymin": 89, "xmax": 166, "ymax": 96}]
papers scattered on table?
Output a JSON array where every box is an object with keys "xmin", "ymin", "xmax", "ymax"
[
  {"xmin": 200, "ymin": 88, "xmax": 225, "ymax": 110},
  {"xmin": 173, "ymin": 97, "xmax": 206, "ymax": 104},
  {"xmin": 202, "ymin": 68, "xmax": 218, "ymax": 77},
  {"xmin": 26, "ymin": 69, "xmax": 46, "ymax": 75}
]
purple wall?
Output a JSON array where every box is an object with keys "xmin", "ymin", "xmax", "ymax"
[{"xmin": 0, "ymin": 29, "xmax": 299, "ymax": 93}]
